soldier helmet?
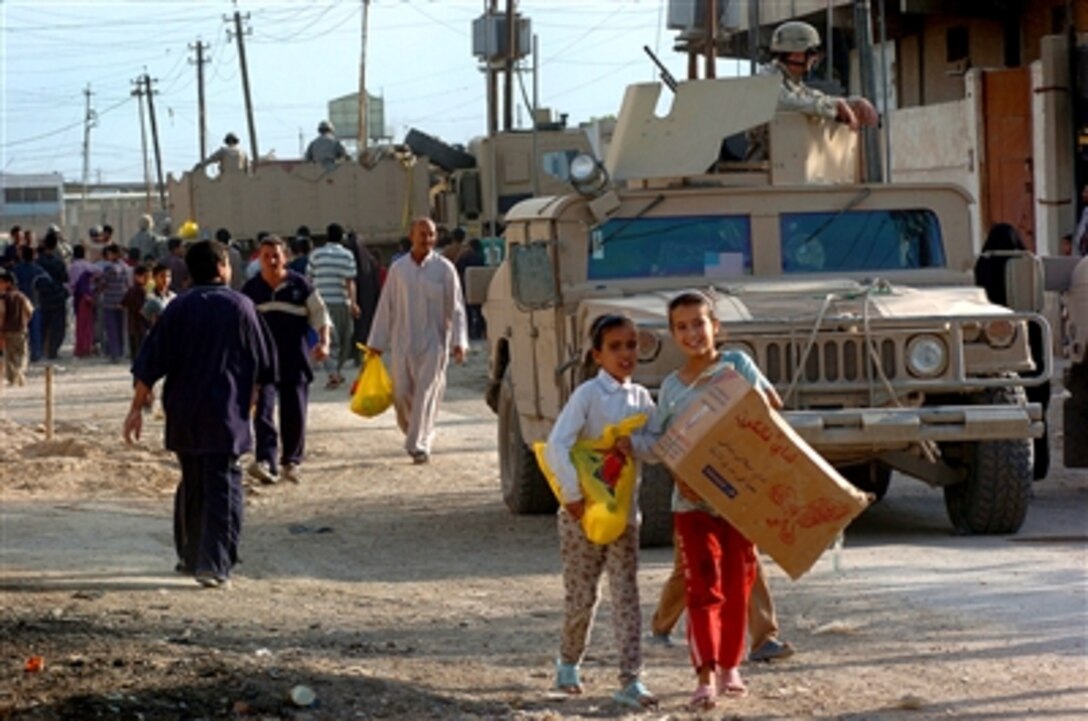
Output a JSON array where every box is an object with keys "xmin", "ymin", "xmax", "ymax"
[
  {"xmin": 770, "ymin": 21, "xmax": 821, "ymax": 54},
  {"xmin": 318, "ymin": 120, "xmax": 333, "ymax": 134},
  {"xmin": 224, "ymin": 132, "xmax": 239, "ymax": 145}
]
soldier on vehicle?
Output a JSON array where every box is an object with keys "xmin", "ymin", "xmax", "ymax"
[
  {"xmin": 194, "ymin": 132, "xmax": 249, "ymax": 174},
  {"xmin": 746, "ymin": 21, "xmax": 879, "ymax": 160},
  {"xmin": 305, "ymin": 120, "xmax": 348, "ymax": 170},
  {"xmin": 129, "ymin": 214, "xmax": 163, "ymax": 262}
]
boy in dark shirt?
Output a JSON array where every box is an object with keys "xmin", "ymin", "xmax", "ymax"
[
  {"xmin": 121, "ymin": 264, "xmax": 151, "ymax": 361},
  {"xmin": 0, "ymin": 269, "xmax": 34, "ymax": 386},
  {"xmin": 124, "ymin": 240, "xmax": 276, "ymax": 588}
]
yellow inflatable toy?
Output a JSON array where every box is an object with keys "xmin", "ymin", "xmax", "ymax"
[{"xmin": 534, "ymin": 414, "xmax": 647, "ymax": 545}]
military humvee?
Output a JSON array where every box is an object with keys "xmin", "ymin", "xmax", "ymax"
[{"xmin": 474, "ymin": 76, "xmax": 1050, "ymax": 546}]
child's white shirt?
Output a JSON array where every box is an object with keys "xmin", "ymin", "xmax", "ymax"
[{"xmin": 544, "ymin": 370, "xmax": 655, "ymax": 523}]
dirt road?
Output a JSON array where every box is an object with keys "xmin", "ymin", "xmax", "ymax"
[{"xmin": 1, "ymin": 352, "xmax": 1086, "ymax": 720}]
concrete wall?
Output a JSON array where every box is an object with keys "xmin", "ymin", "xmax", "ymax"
[
  {"xmin": 886, "ymin": 71, "xmax": 984, "ymax": 254},
  {"xmin": 64, "ymin": 195, "xmax": 151, "ymax": 246},
  {"xmin": 1033, "ymin": 34, "xmax": 1080, "ymax": 255},
  {"xmin": 918, "ymin": 16, "xmax": 1004, "ymax": 104}
]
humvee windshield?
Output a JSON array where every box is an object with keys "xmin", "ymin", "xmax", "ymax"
[
  {"xmin": 587, "ymin": 215, "xmax": 751, "ymax": 280},
  {"xmin": 780, "ymin": 209, "xmax": 945, "ymax": 273}
]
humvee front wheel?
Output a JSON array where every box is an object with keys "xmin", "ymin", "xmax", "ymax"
[
  {"xmin": 497, "ymin": 370, "xmax": 557, "ymax": 515},
  {"xmin": 942, "ymin": 387, "xmax": 1032, "ymax": 534}
]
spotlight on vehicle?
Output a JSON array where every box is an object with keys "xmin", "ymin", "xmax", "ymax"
[{"xmin": 570, "ymin": 154, "xmax": 610, "ymax": 198}]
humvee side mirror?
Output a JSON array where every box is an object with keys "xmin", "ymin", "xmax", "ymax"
[
  {"xmin": 1003, "ymin": 253, "xmax": 1044, "ymax": 313},
  {"xmin": 509, "ymin": 242, "xmax": 558, "ymax": 310}
]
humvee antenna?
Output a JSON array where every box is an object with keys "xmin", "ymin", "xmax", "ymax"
[{"xmin": 643, "ymin": 45, "xmax": 677, "ymax": 93}]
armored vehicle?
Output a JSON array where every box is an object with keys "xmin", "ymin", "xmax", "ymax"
[
  {"xmin": 167, "ymin": 150, "xmax": 429, "ymax": 246},
  {"xmin": 475, "ymin": 76, "xmax": 1051, "ymax": 546}
]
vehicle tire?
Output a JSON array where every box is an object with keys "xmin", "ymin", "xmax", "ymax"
[
  {"xmin": 840, "ymin": 462, "xmax": 892, "ymax": 502},
  {"xmin": 942, "ymin": 387, "xmax": 1032, "ymax": 534},
  {"xmin": 497, "ymin": 370, "xmax": 557, "ymax": 515},
  {"xmin": 638, "ymin": 466, "xmax": 674, "ymax": 548}
]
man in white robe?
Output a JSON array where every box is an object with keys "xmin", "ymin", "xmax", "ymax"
[{"xmin": 368, "ymin": 217, "xmax": 468, "ymax": 463}]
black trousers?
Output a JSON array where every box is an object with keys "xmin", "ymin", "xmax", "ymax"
[
  {"xmin": 254, "ymin": 380, "xmax": 308, "ymax": 469},
  {"xmin": 174, "ymin": 452, "xmax": 243, "ymax": 579},
  {"xmin": 40, "ymin": 305, "xmax": 66, "ymax": 359}
]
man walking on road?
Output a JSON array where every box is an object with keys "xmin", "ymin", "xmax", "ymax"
[
  {"xmin": 242, "ymin": 235, "xmax": 331, "ymax": 485},
  {"xmin": 368, "ymin": 217, "xmax": 467, "ymax": 464},
  {"xmin": 309, "ymin": 222, "xmax": 358, "ymax": 389},
  {"xmin": 123, "ymin": 240, "xmax": 276, "ymax": 588}
]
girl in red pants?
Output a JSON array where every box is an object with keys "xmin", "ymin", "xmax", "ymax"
[{"xmin": 639, "ymin": 292, "xmax": 782, "ymax": 710}]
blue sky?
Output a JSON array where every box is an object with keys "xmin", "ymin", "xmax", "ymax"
[{"xmin": 1, "ymin": 0, "xmax": 747, "ymax": 184}]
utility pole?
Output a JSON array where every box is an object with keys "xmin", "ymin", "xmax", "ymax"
[
  {"xmin": 705, "ymin": 0, "xmax": 717, "ymax": 79},
  {"xmin": 747, "ymin": 0, "xmax": 760, "ymax": 76},
  {"xmin": 853, "ymin": 0, "xmax": 883, "ymax": 182},
  {"xmin": 144, "ymin": 74, "xmax": 167, "ymax": 213},
  {"xmin": 504, "ymin": 0, "xmax": 515, "ymax": 130},
  {"xmin": 486, "ymin": 0, "xmax": 499, "ymax": 232},
  {"xmin": 189, "ymin": 40, "xmax": 211, "ymax": 161},
  {"xmin": 131, "ymin": 78, "xmax": 153, "ymax": 214},
  {"xmin": 227, "ymin": 7, "xmax": 259, "ymax": 168},
  {"xmin": 358, "ymin": 0, "xmax": 371, "ymax": 154},
  {"xmin": 81, "ymin": 84, "xmax": 96, "ymax": 204},
  {"xmin": 487, "ymin": 0, "xmax": 499, "ymax": 138}
]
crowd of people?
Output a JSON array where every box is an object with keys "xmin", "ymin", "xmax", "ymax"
[{"xmin": 0, "ymin": 215, "xmax": 489, "ymax": 381}]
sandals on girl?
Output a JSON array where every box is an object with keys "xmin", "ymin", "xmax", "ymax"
[
  {"xmin": 689, "ymin": 683, "xmax": 717, "ymax": 711},
  {"xmin": 555, "ymin": 661, "xmax": 583, "ymax": 695},
  {"xmin": 716, "ymin": 670, "xmax": 749, "ymax": 699},
  {"xmin": 613, "ymin": 679, "xmax": 658, "ymax": 710}
]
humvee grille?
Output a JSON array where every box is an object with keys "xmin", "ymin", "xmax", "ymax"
[{"xmin": 761, "ymin": 337, "xmax": 899, "ymax": 385}]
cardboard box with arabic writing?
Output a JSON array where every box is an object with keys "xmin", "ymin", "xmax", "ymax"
[{"xmin": 654, "ymin": 369, "xmax": 870, "ymax": 579}]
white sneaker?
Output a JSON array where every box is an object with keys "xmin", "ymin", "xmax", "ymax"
[
  {"xmin": 247, "ymin": 460, "xmax": 279, "ymax": 485},
  {"xmin": 281, "ymin": 463, "xmax": 301, "ymax": 484}
]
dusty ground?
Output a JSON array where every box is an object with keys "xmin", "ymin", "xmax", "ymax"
[{"xmin": 1, "ymin": 349, "xmax": 1086, "ymax": 721}]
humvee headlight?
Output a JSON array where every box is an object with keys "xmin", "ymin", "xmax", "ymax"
[
  {"xmin": 637, "ymin": 330, "xmax": 662, "ymax": 362},
  {"xmin": 983, "ymin": 319, "xmax": 1017, "ymax": 349},
  {"xmin": 570, "ymin": 153, "xmax": 610, "ymax": 197},
  {"xmin": 906, "ymin": 335, "xmax": 947, "ymax": 378}
]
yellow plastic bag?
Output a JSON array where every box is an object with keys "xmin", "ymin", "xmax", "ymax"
[
  {"xmin": 350, "ymin": 345, "xmax": 394, "ymax": 418},
  {"xmin": 534, "ymin": 414, "xmax": 647, "ymax": 545}
]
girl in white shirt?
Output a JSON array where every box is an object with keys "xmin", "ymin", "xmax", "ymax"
[{"xmin": 544, "ymin": 313, "xmax": 658, "ymax": 710}]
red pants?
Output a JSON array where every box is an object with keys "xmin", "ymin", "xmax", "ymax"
[{"xmin": 675, "ymin": 510, "xmax": 757, "ymax": 671}]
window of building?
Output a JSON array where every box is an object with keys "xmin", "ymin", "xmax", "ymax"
[{"xmin": 946, "ymin": 25, "xmax": 969, "ymax": 64}]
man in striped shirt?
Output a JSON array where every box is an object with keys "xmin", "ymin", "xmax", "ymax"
[{"xmin": 308, "ymin": 223, "xmax": 359, "ymax": 389}]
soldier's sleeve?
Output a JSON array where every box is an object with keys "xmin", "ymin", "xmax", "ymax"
[{"xmin": 777, "ymin": 83, "xmax": 840, "ymax": 121}]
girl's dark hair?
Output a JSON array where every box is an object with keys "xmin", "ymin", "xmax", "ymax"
[
  {"xmin": 981, "ymin": 222, "xmax": 1026, "ymax": 253},
  {"xmin": 667, "ymin": 291, "xmax": 716, "ymax": 326},
  {"xmin": 589, "ymin": 313, "xmax": 635, "ymax": 351}
]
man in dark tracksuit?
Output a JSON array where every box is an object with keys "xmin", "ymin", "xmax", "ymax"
[
  {"xmin": 242, "ymin": 235, "xmax": 330, "ymax": 485},
  {"xmin": 124, "ymin": 240, "xmax": 276, "ymax": 588}
]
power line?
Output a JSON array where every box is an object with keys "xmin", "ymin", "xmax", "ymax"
[{"xmin": 2, "ymin": 95, "xmax": 132, "ymax": 149}]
